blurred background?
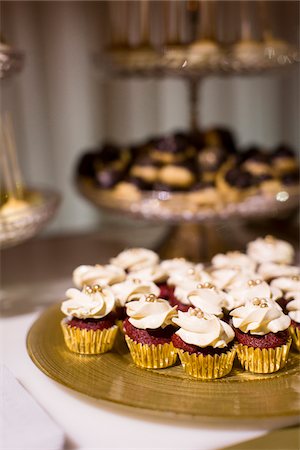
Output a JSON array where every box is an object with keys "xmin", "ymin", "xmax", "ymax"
[{"xmin": 2, "ymin": 1, "xmax": 299, "ymax": 234}]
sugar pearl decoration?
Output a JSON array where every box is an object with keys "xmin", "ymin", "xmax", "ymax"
[
  {"xmin": 132, "ymin": 278, "xmax": 141, "ymax": 284},
  {"xmin": 197, "ymin": 282, "xmax": 215, "ymax": 289},
  {"xmin": 189, "ymin": 307, "xmax": 204, "ymax": 319},
  {"xmin": 145, "ymin": 294, "xmax": 157, "ymax": 302},
  {"xmin": 84, "ymin": 285, "xmax": 93, "ymax": 294},
  {"xmin": 252, "ymin": 297, "xmax": 268, "ymax": 308},
  {"xmin": 92, "ymin": 284, "xmax": 103, "ymax": 293},
  {"xmin": 248, "ymin": 279, "xmax": 262, "ymax": 286}
]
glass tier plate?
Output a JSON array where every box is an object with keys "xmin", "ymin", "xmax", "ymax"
[
  {"xmin": 77, "ymin": 178, "xmax": 299, "ymax": 223},
  {"xmin": 94, "ymin": 43, "xmax": 299, "ymax": 79},
  {"xmin": 0, "ymin": 188, "xmax": 60, "ymax": 248},
  {"xmin": 0, "ymin": 48, "xmax": 24, "ymax": 79}
]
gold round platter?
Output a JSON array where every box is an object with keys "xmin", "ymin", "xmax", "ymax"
[{"xmin": 27, "ymin": 304, "xmax": 300, "ymax": 420}]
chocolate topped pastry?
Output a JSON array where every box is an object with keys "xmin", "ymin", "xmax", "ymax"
[
  {"xmin": 240, "ymin": 146, "xmax": 274, "ymax": 177},
  {"xmin": 157, "ymin": 161, "xmax": 197, "ymax": 190},
  {"xmin": 189, "ymin": 179, "xmax": 220, "ymax": 206},
  {"xmin": 272, "ymin": 144, "xmax": 298, "ymax": 175},
  {"xmin": 281, "ymin": 170, "xmax": 299, "ymax": 186},
  {"xmin": 204, "ymin": 127, "xmax": 237, "ymax": 154},
  {"xmin": 197, "ymin": 146, "xmax": 229, "ymax": 176},
  {"xmin": 129, "ymin": 155, "xmax": 160, "ymax": 186},
  {"xmin": 224, "ymin": 167, "xmax": 257, "ymax": 189},
  {"xmin": 94, "ymin": 143, "xmax": 131, "ymax": 189},
  {"xmin": 150, "ymin": 134, "xmax": 195, "ymax": 164},
  {"xmin": 77, "ymin": 152, "xmax": 97, "ymax": 178}
]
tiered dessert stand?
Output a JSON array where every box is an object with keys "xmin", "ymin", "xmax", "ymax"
[{"xmin": 79, "ymin": 1, "xmax": 299, "ymax": 260}]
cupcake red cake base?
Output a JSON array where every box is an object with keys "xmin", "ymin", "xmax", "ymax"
[
  {"xmin": 234, "ymin": 327, "xmax": 290, "ymax": 349},
  {"xmin": 291, "ymin": 320, "xmax": 300, "ymax": 330},
  {"xmin": 168, "ymin": 295, "xmax": 190, "ymax": 312},
  {"xmin": 172, "ymin": 334, "xmax": 234, "ymax": 356},
  {"xmin": 66, "ymin": 315, "xmax": 115, "ymax": 331},
  {"xmin": 123, "ymin": 318, "xmax": 175, "ymax": 346},
  {"xmin": 159, "ymin": 284, "xmax": 175, "ymax": 301}
]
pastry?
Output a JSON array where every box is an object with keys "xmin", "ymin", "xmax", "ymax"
[
  {"xmin": 73, "ymin": 264, "xmax": 126, "ymax": 288},
  {"xmin": 60, "ymin": 285, "xmax": 118, "ymax": 354},
  {"xmin": 188, "ymin": 39, "xmax": 222, "ymax": 67},
  {"xmin": 186, "ymin": 284, "xmax": 226, "ymax": 318},
  {"xmin": 211, "ymin": 250, "xmax": 256, "ymax": 271},
  {"xmin": 231, "ymin": 298, "xmax": 291, "ymax": 373},
  {"xmin": 247, "ymin": 235, "xmax": 295, "ymax": 265},
  {"xmin": 188, "ymin": 181, "xmax": 221, "ymax": 206},
  {"xmin": 112, "ymin": 278, "xmax": 160, "ymax": 325},
  {"xmin": 216, "ymin": 160, "xmax": 258, "ymax": 202},
  {"xmin": 271, "ymin": 144, "xmax": 298, "ymax": 176},
  {"xmin": 111, "ymin": 248, "xmax": 159, "ymax": 272},
  {"xmin": 93, "ymin": 143, "xmax": 131, "ymax": 189},
  {"xmin": 157, "ymin": 162, "xmax": 196, "ymax": 190},
  {"xmin": 149, "ymin": 134, "xmax": 195, "ymax": 165},
  {"xmin": 233, "ymin": 40, "xmax": 264, "ymax": 66},
  {"xmin": 124, "ymin": 294, "xmax": 178, "ymax": 369},
  {"xmin": 286, "ymin": 293, "xmax": 300, "ymax": 351},
  {"xmin": 257, "ymin": 262, "xmax": 300, "ymax": 282},
  {"xmin": 172, "ymin": 308, "xmax": 236, "ymax": 379}
]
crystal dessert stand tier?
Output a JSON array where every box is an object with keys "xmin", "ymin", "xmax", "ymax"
[
  {"xmin": 0, "ymin": 188, "xmax": 60, "ymax": 249},
  {"xmin": 95, "ymin": 44, "xmax": 300, "ymax": 79},
  {"xmin": 77, "ymin": 178, "xmax": 299, "ymax": 260},
  {"xmin": 0, "ymin": 47, "xmax": 24, "ymax": 79}
]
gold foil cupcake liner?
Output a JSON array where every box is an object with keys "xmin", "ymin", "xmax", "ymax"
[
  {"xmin": 116, "ymin": 319, "xmax": 125, "ymax": 334},
  {"xmin": 236, "ymin": 339, "xmax": 292, "ymax": 373},
  {"xmin": 61, "ymin": 320, "xmax": 118, "ymax": 355},
  {"xmin": 125, "ymin": 335, "xmax": 177, "ymax": 369},
  {"xmin": 176, "ymin": 346, "xmax": 237, "ymax": 380},
  {"xmin": 289, "ymin": 326, "xmax": 300, "ymax": 352}
]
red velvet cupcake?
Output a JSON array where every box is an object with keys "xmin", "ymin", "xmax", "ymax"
[
  {"xmin": 286, "ymin": 294, "xmax": 300, "ymax": 351},
  {"xmin": 231, "ymin": 298, "xmax": 291, "ymax": 373},
  {"xmin": 124, "ymin": 294, "xmax": 177, "ymax": 369},
  {"xmin": 172, "ymin": 308, "xmax": 236, "ymax": 379},
  {"xmin": 61, "ymin": 285, "xmax": 118, "ymax": 354}
]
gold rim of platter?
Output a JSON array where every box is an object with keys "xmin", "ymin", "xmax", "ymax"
[{"xmin": 27, "ymin": 304, "xmax": 300, "ymax": 420}]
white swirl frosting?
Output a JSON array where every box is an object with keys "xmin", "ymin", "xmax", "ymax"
[
  {"xmin": 61, "ymin": 285, "xmax": 115, "ymax": 319},
  {"xmin": 270, "ymin": 276, "xmax": 300, "ymax": 293},
  {"xmin": 187, "ymin": 286, "xmax": 226, "ymax": 317},
  {"xmin": 112, "ymin": 279, "xmax": 160, "ymax": 307},
  {"xmin": 286, "ymin": 297, "xmax": 300, "ymax": 323},
  {"xmin": 247, "ymin": 236, "xmax": 294, "ymax": 264},
  {"xmin": 258, "ymin": 263, "xmax": 300, "ymax": 281},
  {"xmin": 110, "ymin": 248, "xmax": 159, "ymax": 272},
  {"xmin": 173, "ymin": 309, "xmax": 234, "ymax": 348},
  {"xmin": 227, "ymin": 279, "xmax": 282, "ymax": 307},
  {"xmin": 127, "ymin": 265, "xmax": 167, "ymax": 283},
  {"xmin": 211, "ymin": 251, "xmax": 256, "ymax": 271},
  {"xmin": 168, "ymin": 266, "xmax": 211, "ymax": 287},
  {"xmin": 230, "ymin": 298, "xmax": 291, "ymax": 335},
  {"xmin": 126, "ymin": 296, "xmax": 177, "ymax": 329},
  {"xmin": 211, "ymin": 267, "xmax": 258, "ymax": 291},
  {"xmin": 160, "ymin": 258, "xmax": 195, "ymax": 275},
  {"xmin": 73, "ymin": 264, "xmax": 125, "ymax": 288}
]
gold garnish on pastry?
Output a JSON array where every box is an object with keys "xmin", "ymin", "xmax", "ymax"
[
  {"xmin": 189, "ymin": 307, "xmax": 204, "ymax": 318},
  {"xmin": 92, "ymin": 284, "xmax": 103, "ymax": 293},
  {"xmin": 252, "ymin": 297, "xmax": 268, "ymax": 308},
  {"xmin": 132, "ymin": 278, "xmax": 141, "ymax": 284},
  {"xmin": 145, "ymin": 294, "xmax": 157, "ymax": 302},
  {"xmin": 84, "ymin": 285, "xmax": 93, "ymax": 294},
  {"xmin": 247, "ymin": 278, "xmax": 262, "ymax": 286}
]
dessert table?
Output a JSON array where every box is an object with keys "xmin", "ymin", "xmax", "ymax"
[{"xmin": 1, "ymin": 228, "xmax": 299, "ymax": 450}]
